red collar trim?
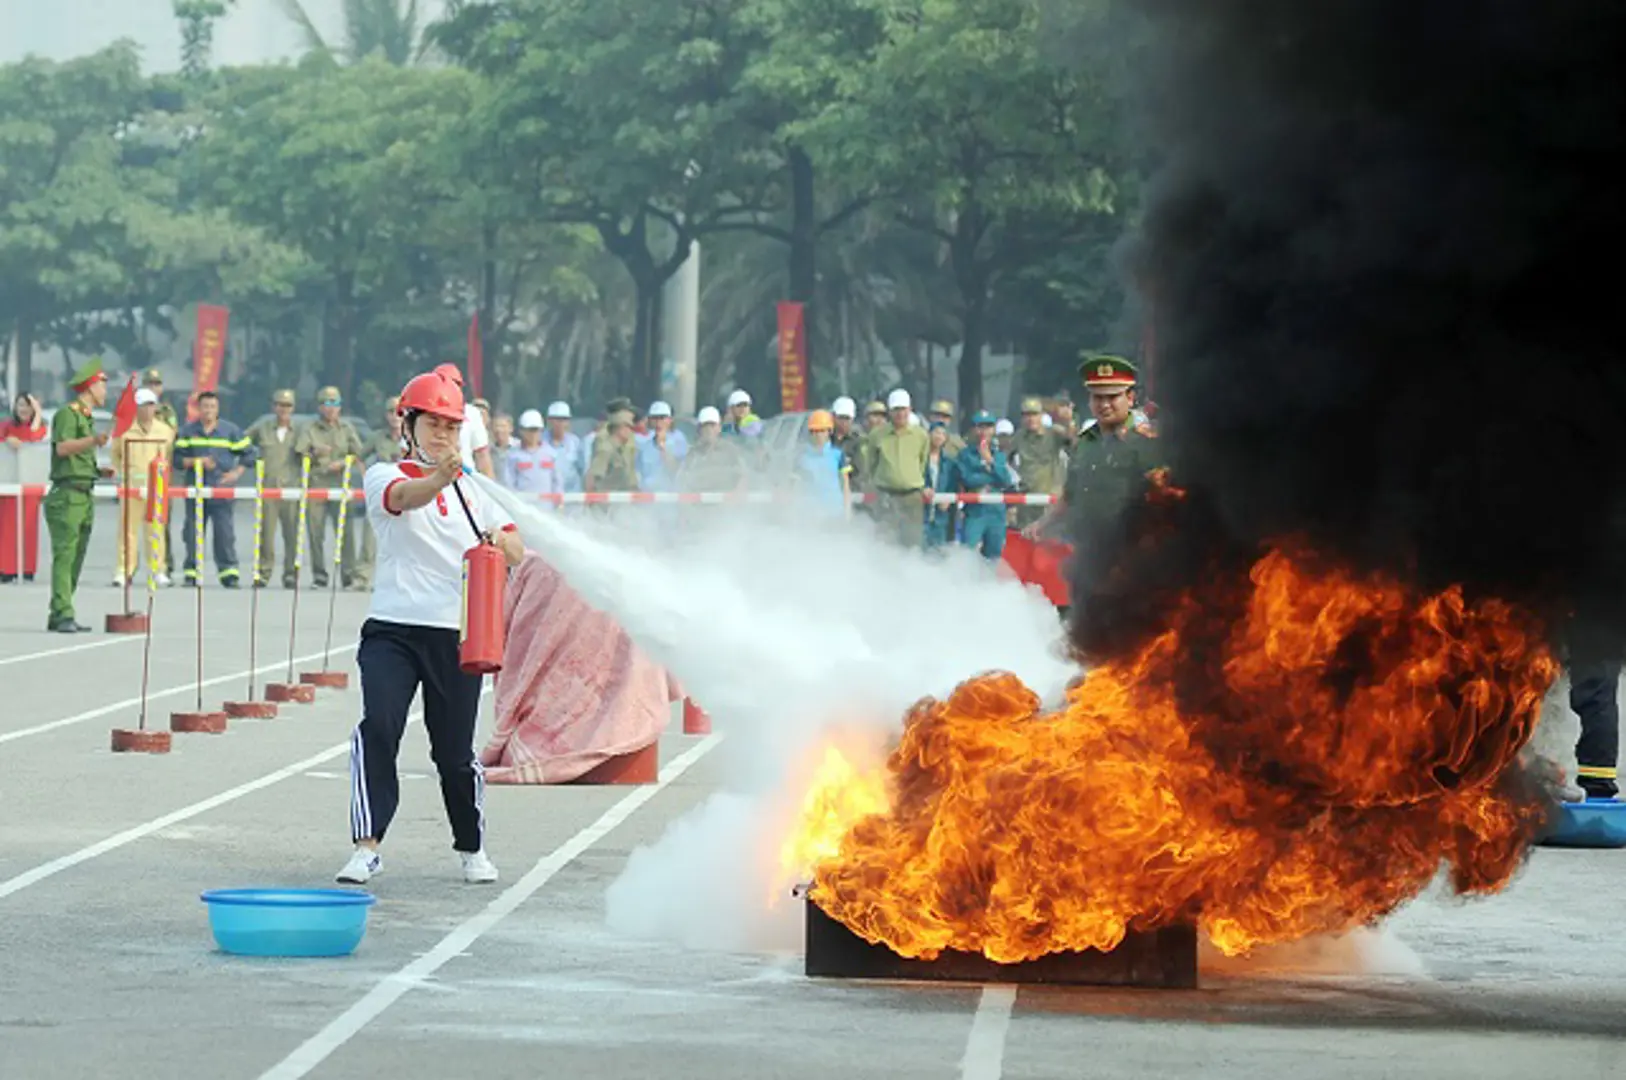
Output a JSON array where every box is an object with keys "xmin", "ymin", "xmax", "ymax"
[{"xmin": 399, "ymin": 460, "xmax": 428, "ymax": 478}]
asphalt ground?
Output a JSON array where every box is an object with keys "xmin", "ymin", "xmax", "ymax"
[{"xmin": 0, "ymin": 502, "xmax": 1621, "ymax": 1079}]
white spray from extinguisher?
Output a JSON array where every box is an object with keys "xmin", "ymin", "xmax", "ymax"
[{"xmin": 470, "ymin": 475, "xmax": 1075, "ymax": 952}]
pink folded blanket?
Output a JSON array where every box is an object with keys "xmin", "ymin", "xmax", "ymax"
[{"xmin": 479, "ymin": 552, "xmax": 672, "ymax": 783}]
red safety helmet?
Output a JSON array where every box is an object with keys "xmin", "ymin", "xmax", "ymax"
[
  {"xmin": 398, "ymin": 371, "xmax": 465, "ymax": 424},
  {"xmin": 433, "ymin": 362, "xmax": 465, "ymax": 387}
]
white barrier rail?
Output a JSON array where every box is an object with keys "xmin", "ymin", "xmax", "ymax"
[{"xmin": 0, "ymin": 484, "xmax": 1057, "ymax": 507}]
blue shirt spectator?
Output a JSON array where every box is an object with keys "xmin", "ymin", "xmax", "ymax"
[
  {"xmin": 636, "ymin": 401, "xmax": 689, "ymax": 492},
  {"xmin": 504, "ymin": 410, "xmax": 562, "ymax": 497},
  {"xmin": 539, "ymin": 401, "xmax": 585, "ymax": 493}
]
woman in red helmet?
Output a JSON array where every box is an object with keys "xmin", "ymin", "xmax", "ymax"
[{"xmin": 338, "ymin": 368, "xmax": 523, "ymax": 887}]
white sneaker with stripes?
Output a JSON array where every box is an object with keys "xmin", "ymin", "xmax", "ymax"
[
  {"xmin": 336, "ymin": 848, "xmax": 382, "ymax": 885},
  {"xmin": 460, "ymin": 850, "xmax": 499, "ymax": 884}
]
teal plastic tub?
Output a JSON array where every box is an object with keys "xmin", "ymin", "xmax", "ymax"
[{"xmin": 201, "ymin": 888, "xmax": 377, "ymax": 957}]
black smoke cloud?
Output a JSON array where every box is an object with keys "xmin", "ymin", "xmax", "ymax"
[{"xmin": 1072, "ymin": 1, "xmax": 1626, "ymax": 661}]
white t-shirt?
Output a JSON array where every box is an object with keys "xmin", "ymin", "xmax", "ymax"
[
  {"xmin": 364, "ymin": 460, "xmax": 514, "ymax": 631},
  {"xmin": 459, "ymin": 403, "xmax": 490, "ymax": 470}
]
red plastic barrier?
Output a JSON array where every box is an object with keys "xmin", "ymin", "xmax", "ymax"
[{"xmin": 1002, "ymin": 529, "xmax": 1072, "ymax": 608}]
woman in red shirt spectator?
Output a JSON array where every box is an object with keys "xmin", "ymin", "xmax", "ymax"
[{"xmin": 1, "ymin": 393, "xmax": 49, "ymax": 582}]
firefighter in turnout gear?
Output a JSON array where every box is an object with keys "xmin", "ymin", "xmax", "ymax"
[
  {"xmin": 111, "ymin": 388, "xmax": 176, "ymax": 587},
  {"xmin": 44, "ymin": 359, "xmax": 110, "ymax": 632},
  {"xmin": 245, "ymin": 389, "xmax": 302, "ymax": 587},
  {"xmin": 174, "ymin": 390, "xmax": 254, "ymax": 587},
  {"xmin": 142, "ymin": 368, "xmax": 179, "ymax": 575},
  {"xmin": 295, "ymin": 386, "xmax": 365, "ymax": 589}
]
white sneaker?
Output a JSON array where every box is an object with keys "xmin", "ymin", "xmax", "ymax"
[
  {"xmin": 460, "ymin": 850, "xmax": 499, "ymax": 884},
  {"xmin": 111, "ymin": 574, "xmax": 126, "ymax": 587},
  {"xmin": 155, "ymin": 573, "xmax": 173, "ymax": 587},
  {"xmin": 336, "ymin": 848, "xmax": 382, "ymax": 884}
]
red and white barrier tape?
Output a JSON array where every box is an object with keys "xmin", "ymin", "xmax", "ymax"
[{"xmin": 0, "ymin": 483, "xmax": 1055, "ymax": 507}]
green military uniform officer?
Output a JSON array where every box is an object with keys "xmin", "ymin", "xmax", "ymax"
[
  {"xmin": 863, "ymin": 389, "xmax": 931, "ymax": 548},
  {"xmin": 45, "ymin": 359, "xmax": 110, "ymax": 632},
  {"xmin": 142, "ymin": 368, "xmax": 178, "ymax": 575},
  {"xmin": 245, "ymin": 389, "xmax": 304, "ymax": 587},
  {"xmin": 1010, "ymin": 396, "xmax": 1071, "ymax": 529},
  {"xmin": 294, "ymin": 386, "xmax": 364, "ymax": 588},
  {"xmin": 1027, "ymin": 355, "xmax": 1162, "ymax": 545},
  {"xmin": 353, "ymin": 395, "xmax": 402, "ymax": 589},
  {"xmin": 586, "ymin": 412, "xmax": 640, "ymax": 495}
]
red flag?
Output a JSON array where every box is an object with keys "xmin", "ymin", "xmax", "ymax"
[
  {"xmin": 189, "ymin": 303, "xmax": 230, "ymax": 422},
  {"xmin": 776, "ymin": 302, "xmax": 808, "ymax": 412},
  {"xmin": 111, "ymin": 376, "xmax": 138, "ymax": 439},
  {"xmin": 467, "ymin": 311, "xmax": 483, "ymax": 400}
]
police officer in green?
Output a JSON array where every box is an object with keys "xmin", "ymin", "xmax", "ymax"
[
  {"xmin": 45, "ymin": 359, "xmax": 111, "ymax": 632},
  {"xmin": 245, "ymin": 388, "xmax": 303, "ymax": 587},
  {"xmin": 142, "ymin": 368, "xmax": 178, "ymax": 575},
  {"xmin": 928, "ymin": 399, "xmax": 967, "ymax": 455},
  {"xmin": 1009, "ymin": 396, "xmax": 1071, "ymax": 530},
  {"xmin": 295, "ymin": 386, "xmax": 365, "ymax": 588},
  {"xmin": 586, "ymin": 410, "xmax": 640, "ymax": 494},
  {"xmin": 1023, "ymin": 355, "xmax": 1161, "ymax": 543}
]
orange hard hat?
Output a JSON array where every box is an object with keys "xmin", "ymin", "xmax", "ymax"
[
  {"xmin": 398, "ymin": 370, "xmax": 465, "ymax": 424},
  {"xmin": 433, "ymin": 362, "xmax": 465, "ymax": 387},
  {"xmin": 807, "ymin": 409, "xmax": 834, "ymax": 432}
]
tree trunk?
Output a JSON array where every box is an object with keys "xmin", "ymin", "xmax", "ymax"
[
  {"xmin": 958, "ymin": 289, "xmax": 988, "ymax": 417},
  {"xmin": 14, "ymin": 316, "xmax": 34, "ymax": 397},
  {"xmin": 480, "ymin": 231, "xmax": 501, "ymax": 407},
  {"xmin": 628, "ymin": 271, "xmax": 665, "ymax": 406},
  {"xmin": 782, "ymin": 144, "xmax": 819, "ymax": 410},
  {"xmin": 324, "ymin": 272, "xmax": 357, "ymax": 398}
]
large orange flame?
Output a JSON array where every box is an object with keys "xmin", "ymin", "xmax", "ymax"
[{"xmin": 785, "ymin": 548, "xmax": 1558, "ymax": 962}]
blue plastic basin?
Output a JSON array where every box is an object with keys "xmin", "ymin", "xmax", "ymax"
[
  {"xmin": 201, "ymin": 888, "xmax": 377, "ymax": 957},
  {"xmin": 1542, "ymin": 798, "xmax": 1626, "ymax": 850}
]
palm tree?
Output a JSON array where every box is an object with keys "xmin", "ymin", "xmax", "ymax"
[{"xmin": 276, "ymin": 0, "xmax": 435, "ymax": 66}]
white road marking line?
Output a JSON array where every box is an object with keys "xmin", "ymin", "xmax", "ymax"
[
  {"xmin": 259, "ymin": 735, "xmax": 722, "ymax": 1080},
  {"xmin": 0, "ymin": 645, "xmax": 356, "ymax": 746},
  {"xmin": 960, "ymin": 985, "xmax": 1017, "ymax": 1080},
  {"xmin": 0, "ymin": 698, "xmax": 455, "ymax": 901},
  {"xmin": 0, "ymin": 635, "xmax": 142, "ymax": 669},
  {"xmin": 0, "ymin": 741, "xmax": 348, "ymax": 900}
]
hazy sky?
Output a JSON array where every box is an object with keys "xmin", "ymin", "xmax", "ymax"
[{"xmin": 0, "ymin": 0, "xmax": 451, "ymax": 71}]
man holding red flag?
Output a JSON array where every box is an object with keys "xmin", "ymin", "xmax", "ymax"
[{"xmin": 44, "ymin": 359, "xmax": 113, "ymax": 632}]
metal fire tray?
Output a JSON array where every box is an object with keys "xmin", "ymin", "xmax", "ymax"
[{"xmin": 804, "ymin": 898, "xmax": 1198, "ymax": 988}]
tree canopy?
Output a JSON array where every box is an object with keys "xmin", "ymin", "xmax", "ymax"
[{"xmin": 3, "ymin": 0, "xmax": 1143, "ymax": 416}]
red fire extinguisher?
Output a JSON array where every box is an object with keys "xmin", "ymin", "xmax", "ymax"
[{"xmin": 451, "ymin": 479, "xmax": 506, "ymax": 675}]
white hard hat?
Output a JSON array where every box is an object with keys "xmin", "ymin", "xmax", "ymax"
[
  {"xmin": 518, "ymin": 408, "xmax": 544, "ymax": 429},
  {"xmin": 546, "ymin": 401, "xmax": 571, "ymax": 419},
  {"xmin": 134, "ymin": 388, "xmax": 158, "ymax": 406},
  {"xmin": 831, "ymin": 395, "xmax": 857, "ymax": 419},
  {"xmin": 647, "ymin": 400, "xmax": 673, "ymax": 418},
  {"xmin": 697, "ymin": 405, "xmax": 721, "ymax": 425},
  {"xmin": 908, "ymin": 411, "xmax": 922, "ymax": 428},
  {"xmin": 994, "ymin": 418, "xmax": 1015, "ymax": 436},
  {"xmin": 1041, "ymin": 413, "xmax": 1054, "ymax": 428},
  {"xmin": 726, "ymin": 389, "xmax": 752, "ymax": 408},
  {"xmin": 886, "ymin": 388, "xmax": 911, "ymax": 410}
]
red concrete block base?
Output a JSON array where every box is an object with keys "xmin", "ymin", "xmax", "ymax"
[
  {"xmin": 223, "ymin": 701, "xmax": 278, "ymax": 719},
  {"xmin": 569, "ymin": 743, "xmax": 659, "ymax": 786},
  {"xmin": 682, "ymin": 698, "xmax": 712, "ymax": 735},
  {"xmin": 110, "ymin": 728, "xmax": 172, "ymax": 754},
  {"xmin": 299, "ymin": 671, "xmax": 349, "ymax": 689},
  {"xmin": 170, "ymin": 711, "xmax": 229, "ymax": 735},
  {"xmin": 265, "ymin": 683, "xmax": 316, "ymax": 704},
  {"xmin": 104, "ymin": 612, "xmax": 149, "ymax": 634}
]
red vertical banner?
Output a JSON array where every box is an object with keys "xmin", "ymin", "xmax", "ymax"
[
  {"xmin": 776, "ymin": 301, "xmax": 807, "ymax": 413},
  {"xmin": 467, "ymin": 311, "xmax": 484, "ymax": 400},
  {"xmin": 189, "ymin": 303, "xmax": 230, "ymax": 421}
]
